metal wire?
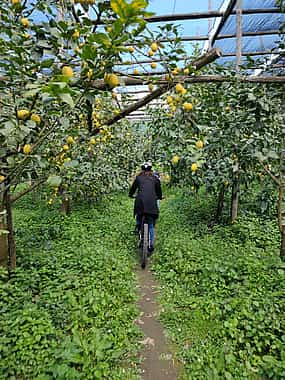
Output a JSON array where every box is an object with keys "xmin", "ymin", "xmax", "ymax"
[{"xmin": 172, "ymin": 0, "xmax": 177, "ymax": 14}]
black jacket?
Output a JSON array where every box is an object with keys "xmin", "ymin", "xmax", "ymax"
[{"xmin": 129, "ymin": 174, "xmax": 162, "ymax": 216}]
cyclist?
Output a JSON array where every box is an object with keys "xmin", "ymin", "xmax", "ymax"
[{"xmin": 129, "ymin": 162, "xmax": 162, "ymax": 253}]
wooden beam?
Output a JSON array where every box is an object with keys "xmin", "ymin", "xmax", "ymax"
[
  {"xmin": 236, "ymin": 0, "xmax": 243, "ymax": 71},
  {"xmin": 127, "ymin": 29, "xmax": 280, "ymax": 45},
  {"xmin": 95, "ymin": 8, "xmax": 283, "ymax": 26},
  {"xmin": 142, "ymin": 8, "xmax": 283, "ymax": 23},
  {"xmin": 115, "ymin": 50, "xmax": 279, "ymax": 66},
  {"xmin": 114, "ymin": 75, "xmax": 285, "ymax": 88}
]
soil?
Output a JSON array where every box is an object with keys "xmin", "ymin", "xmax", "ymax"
[{"xmin": 135, "ymin": 265, "xmax": 181, "ymax": 380}]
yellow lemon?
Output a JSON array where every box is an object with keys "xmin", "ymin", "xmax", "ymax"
[
  {"xmin": 172, "ymin": 67, "xmax": 180, "ymax": 75},
  {"xmin": 225, "ymin": 106, "xmax": 231, "ymax": 112},
  {"xmin": 181, "ymin": 88, "xmax": 187, "ymax": 95},
  {"xmin": 195, "ymin": 140, "xmax": 204, "ymax": 149},
  {"xmin": 0, "ymin": 175, "xmax": 5, "ymax": 183},
  {"xmin": 150, "ymin": 62, "xmax": 157, "ymax": 69},
  {"xmin": 17, "ymin": 109, "xmax": 30, "ymax": 120},
  {"xmin": 67, "ymin": 136, "xmax": 74, "ymax": 144},
  {"xmin": 90, "ymin": 137, "xmax": 96, "ymax": 145},
  {"xmin": 172, "ymin": 155, "xmax": 180, "ymax": 164},
  {"xmin": 191, "ymin": 163, "xmax": 198, "ymax": 172},
  {"xmin": 183, "ymin": 102, "xmax": 193, "ymax": 111},
  {"xmin": 23, "ymin": 144, "xmax": 32, "ymax": 154},
  {"xmin": 87, "ymin": 68, "xmax": 93, "ymax": 80},
  {"xmin": 166, "ymin": 95, "xmax": 173, "ymax": 104},
  {"xmin": 30, "ymin": 113, "xmax": 41, "ymax": 124},
  {"xmin": 62, "ymin": 144, "xmax": 69, "ymax": 151},
  {"xmin": 148, "ymin": 50, "xmax": 154, "ymax": 57},
  {"xmin": 128, "ymin": 46, "xmax": 135, "ymax": 53},
  {"xmin": 62, "ymin": 66, "xmax": 74, "ymax": 79},
  {"xmin": 175, "ymin": 83, "xmax": 184, "ymax": 94},
  {"xmin": 12, "ymin": 0, "xmax": 21, "ymax": 4},
  {"xmin": 72, "ymin": 30, "xmax": 80, "ymax": 38},
  {"xmin": 104, "ymin": 73, "xmax": 120, "ymax": 88},
  {"xmin": 183, "ymin": 68, "xmax": 190, "ymax": 75},
  {"xmin": 133, "ymin": 68, "xmax": 139, "ymax": 75},
  {"xmin": 164, "ymin": 174, "xmax": 170, "ymax": 183},
  {"xmin": 151, "ymin": 42, "xmax": 158, "ymax": 52},
  {"xmin": 21, "ymin": 18, "xmax": 29, "ymax": 28}
]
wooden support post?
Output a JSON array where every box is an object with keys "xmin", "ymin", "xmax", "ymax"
[
  {"xmin": 0, "ymin": 206, "xmax": 8, "ymax": 268},
  {"xmin": 236, "ymin": 0, "xmax": 243, "ymax": 72},
  {"xmin": 208, "ymin": 0, "xmax": 212, "ymax": 34},
  {"xmin": 60, "ymin": 198, "xmax": 71, "ymax": 216},
  {"xmin": 231, "ymin": 161, "xmax": 239, "ymax": 223},
  {"xmin": 4, "ymin": 191, "xmax": 16, "ymax": 270}
]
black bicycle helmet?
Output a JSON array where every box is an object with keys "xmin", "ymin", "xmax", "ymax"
[{"xmin": 141, "ymin": 162, "xmax": 152, "ymax": 171}]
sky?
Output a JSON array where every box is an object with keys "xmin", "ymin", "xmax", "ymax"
[{"xmin": 146, "ymin": 0, "xmax": 225, "ymax": 41}]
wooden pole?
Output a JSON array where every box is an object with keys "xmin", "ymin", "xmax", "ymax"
[
  {"xmin": 0, "ymin": 204, "xmax": 8, "ymax": 268},
  {"xmin": 231, "ymin": 171, "xmax": 239, "ymax": 223},
  {"xmin": 236, "ymin": 0, "xmax": 243, "ymax": 72},
  {"xmin": 94, "ymin": 8, "xmax": 282, "ymax": 25},
  {"xmin": 208, "ymin": 0, "xmax": 212, "ymax": 34},
  {"xmin": 4, "ymin": 191, "xmax": 16, "ymax": 270},
  {"xmin": 89, "ymin": 75, "xmax": 285, "ymax": 90},
  {"xmin": 114, "ymin": 50, "xmax": 278, "ymax": 66}
]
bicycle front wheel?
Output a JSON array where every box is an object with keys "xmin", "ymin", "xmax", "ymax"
[{"xmin": 141, "ymin": 223, "xmax": 148, "ymax": 269}]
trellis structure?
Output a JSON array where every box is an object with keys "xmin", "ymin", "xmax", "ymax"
[{"xmin": 109, "ymin": 0, "xmax": 284, "ymax": 122}]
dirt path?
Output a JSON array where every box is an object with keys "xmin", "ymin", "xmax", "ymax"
[{"xmin": 135, "ymin": 266, "xmax": 181, "ymax": 380}]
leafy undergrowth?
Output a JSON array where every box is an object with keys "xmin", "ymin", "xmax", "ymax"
[
  {"xmin": 153, "ymin": 188, "xmax": 285, "ymax": 379},
  {"xmin": 0, "ymin": 193, "xmax": 140, "ymax": 380}
]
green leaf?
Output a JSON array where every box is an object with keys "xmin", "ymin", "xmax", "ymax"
[
  {"xmin": 47, "ymin": 175, "xmax": 62, "ymax": 187},
  {"xmin": 59, "ymin": 93, "xmax": 74, "ymax": 108}
]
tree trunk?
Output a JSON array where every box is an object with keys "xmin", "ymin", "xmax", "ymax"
[
  {"xmin": 4, "ymin": 191, "xmax": 16, "ymax": 270},
  {"xmin": 215, "ymin": 184, "xmax": 226, "ymax": 223},
  {"xmin": 60, "ymin": 198, "xmax": 71, "ymax": 216},
  {"xmin": 0, "ymin": 206, "xmax": 8, "ymax": 268},
  {"xmin": 231, "ymin": 175, "xmax": 239, "ymax": 223},
  {"xmin": 281, "ymin": 225, "xmax": 285, "ymax": 259}
]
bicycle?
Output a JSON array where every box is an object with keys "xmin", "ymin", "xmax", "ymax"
[{"xmin": 137, "ymin": 215, "xmax": 153, "ymax": 269}]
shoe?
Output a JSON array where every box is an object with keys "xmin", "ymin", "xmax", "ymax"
[{"xmin": 133, "ymin": 225, "xmax": 140, "ymax": 234}]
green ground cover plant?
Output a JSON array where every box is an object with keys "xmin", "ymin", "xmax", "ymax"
[
  {"xmin": 153, "ymin": 188, "xmax": 285, "ymax": 379},
  {"xmin": 0, "ymin": 193, "xmax": 140, "ymax": 380}
]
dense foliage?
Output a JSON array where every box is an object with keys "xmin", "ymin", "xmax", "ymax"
[
  {"xmin": 153, "ymin": 187, "xmax": 285, "ymax": 379},
  {"xmin": 0, "ymin": 192, "xmax": 141, "ymax": 379}
]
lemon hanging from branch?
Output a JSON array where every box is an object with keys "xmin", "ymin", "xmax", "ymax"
[{"xmin": 104, "ymin": 73, "xmax": 120, "ymax": 89}]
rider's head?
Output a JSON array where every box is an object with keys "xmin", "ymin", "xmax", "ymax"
[{"xmin": 141, "ymin": 162, "xmax": 152, "ymax": 171}]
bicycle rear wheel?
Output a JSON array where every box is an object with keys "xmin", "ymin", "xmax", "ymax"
[{"xmin": 141, "ymin": 222, "xmax": 148, "ymax": 269}]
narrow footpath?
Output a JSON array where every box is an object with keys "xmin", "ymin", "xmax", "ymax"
[{"xmin": 135, "ymin": 266, "xmax": 181, "ymax": 380}]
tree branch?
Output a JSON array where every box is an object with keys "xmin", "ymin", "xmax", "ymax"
[
  {"xmin": 11, "ymin": 179, "xmax": 45, "ymax": 204},
  {"xmin": 259, "ymin": 160, "xmax": 280, "ymax": 186},
  {"xmin": 97, "ymin": 48, "xmax": 222, "ymax": 129}
]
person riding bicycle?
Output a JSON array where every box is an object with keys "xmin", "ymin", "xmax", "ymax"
[{"xmin": 129, "ymin": 162, "xmax": 162, "ymax": 253}]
